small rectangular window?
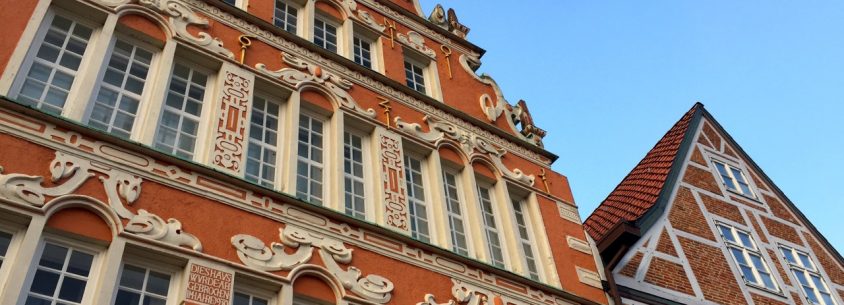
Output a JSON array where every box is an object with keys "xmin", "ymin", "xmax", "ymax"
[
  {"xmin": 780, "ymin": 246, "xmax": 836, "ymax": 305},
  {"xmin": 713, "ymin": 160, "xmax": 755, "ymax": 197},
  {"xmin": 717, "ymin": 223, "xmax": 779, "ymax": 291},
  {"xmin": 114, "ymin": 264, "xmax": 171, "ymax": 305},
  {"xmin": 233, "ymin": 291, "xmax": 269, "ymax": 305},
  {"xmin": 17, "ymin": 14, "xmax": 93, "ymax": 115},
  {"xmin": 245, "ymin": 96, "xmax": 280, "ymax": 188},
  {"xmin": 313, "ymin": 18, "xmax": 337, "ymax": 53},
  {"xmin": 0, "ymin": 231, "xmax": 10, "ymax": 268},
  {"xmin": 343, "ymin": 130, "xmax": 366, "ymax": 219},
  {"xmin": 274, "ymin": 0, "xmax": 298, "ymax": 34},
  {"xmin": 442, "ymin": 170, "xmax": 468, "ymax": 256},
  {"xmin": 404, "ymin": 60, "xmax": 426, "ymax": 94},
  {"xmin": 353, "ymin": 35, "xmax": 373, "ymax": 69},
  {"xmin": 296, "ymin": 113, "xmax": 324, "ymax": 205},
  {"xmin": 512, "ymin": 198, "xmax": 540, "ymax": 280},
  {"xmin": 154, "ymin": 62, "xmax": 209, "ymax": 159},
  {"xmin": 24, "ymin": 242, "xmax": 95, "ymax": 305},
  {"xmin": 405, "ymin": 155, "xmax": 429, "ymax": 242},
  {"xmin": 477, "ymin": 183, "xmax": 504, "ymax": 268},
  {"xmin": 87, "ymin": 39, "xmax": 153, "ymax": 139}
]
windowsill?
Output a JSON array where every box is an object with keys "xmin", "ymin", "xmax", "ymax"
[
  {"xmin": 744, "ymin": 281, "xmax": 788, "ymax": 299},
  {"xmin": 726, "ymin": 188, "xmax": 761, "ymax": 204}
]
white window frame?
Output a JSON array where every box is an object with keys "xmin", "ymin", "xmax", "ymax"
[
  {"xmin": 245, "ymin": 93, "xmax": 283, "ymax": 189},
  {"xmin": 222, "ymin": 0, "xmax": 247, "ymax": 9},
  {"xmin": 295, "ymin": 110, "xmax": 327, "ymax": 206},
  {"xmin": 312, "ymin": 14, "xmax": 340, "ymax": 54},
  {"xmin": 19, "ymin": 235, "xmax": 104, "ymax": 305},
  {"xmin": 403, "ymin": 56, "xmax": 427, "ymax": 95},
  {"xmin": 111, "ymin": 254, "xmax": 182, "ymax": 305},
  {"xmin": 0, "ymin": 224, "xmax": 20, "ymax": 289},
  {"xmin": 273, "ymin": 0, "xmax": 301, "ymax": 35},
  {"xmin": 509, "ymin": 194, "xmax": 542, "ymax": 281},
  {"xmin": 342, "ymin": 127, "xmax": 368, "ymax": 220},
  {"xmin": 442, "ymin": 167, "xmax": 470, "ymax": 257},
  {"xmin": 475, "ymin": 179, "xmax": 505, "ymax": 268},
  {"xmin": 712, "ymin": 159, "xmax": 756, "ymax": 198},
  {"xmin": 716, "ymin": 223, "xmax": 780, "ymax": 292},
  {"xmin": 152, "ymin": 58, "xmax": 214, "ymax": 161},
  {"xmin": 404, "ymin": 152, "xmax": 431, "ymax": 243},
  {"xmin": 780, "ymin": 245, "xmax": 838, "ymax": 305},
  {"xmin": 83, "ymin": 35, "xmax": 157, "ymax": 139},
  {"xmin": 10, "ymin": 8, "xmax": 98, "ymax": 116}
]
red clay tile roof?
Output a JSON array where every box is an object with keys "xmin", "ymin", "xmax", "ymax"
[{"xmin": 584, "ymin": 104, "xmax": 701, "ymax": 243}]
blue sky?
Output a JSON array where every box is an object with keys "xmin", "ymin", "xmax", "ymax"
[{"xmin": 419, "ymin": 1, "xmax": 844, "ymax": 251}]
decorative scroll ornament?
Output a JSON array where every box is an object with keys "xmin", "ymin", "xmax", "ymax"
[
  {"xmin": 395, "ymin": 116, "xmax": 535, "ymax": 186},
  {"xmin": 0, "ymin": 152, "xmax": 203, "ymax": 251},
  {"xmin": 446, "ymin": 8, "xmax": 470, "ymax": 39},
  {"xmin": 340, "ymin": 0, "xmax": 386, "ymax": 32},
  {"xmin": 427, "ymin": 4, "xmax": 448, "ymax": 30},
  {"xmin": 256, "ymin": 52, "xmax": 376, "ymax": 118},
  {"xmin": 454, "ymin": 54, "xmax": 546, "ymax": 147},
  {"xmin": 396, "ymin": 31, "xmax": 436, "ymax": 58},
  {"xmin": 415, "ymin": 280, "xmax": 486, "ymax": 305},
  {"xmin": 231, "ymin": 225, "xmax": 394, "ymax": 303},
  {"xmin": 90, "ymin": 0, "xmax": 234, "ymax": 59}
]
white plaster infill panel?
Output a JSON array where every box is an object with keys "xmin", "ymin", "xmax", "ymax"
[
  {"xmin": 374, "ymin": 128, "xmax": 410, "ymax": 234},
  {"xmin": 557, "ymin": 201, "xmax": 581, "ymax": 224},
  {"xmin": 184, "ymin": 261, "xmax": 235, "ymax": 305},
  {"xmin": 576, "ymin": 266, "xmax": 602, "ymax": 289},
  {"xmin": 209, "ymin": 62, "xmax": 255, "ymax": 176}
]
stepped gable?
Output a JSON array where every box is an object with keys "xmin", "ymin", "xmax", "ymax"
[{"xmin": 583, "ymin": 103, "xmax": 701, "ymax": 242}]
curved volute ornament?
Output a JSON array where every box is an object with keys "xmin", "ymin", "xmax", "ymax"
[
  {"xmin": 0, "ymin": 152, "xmax": 203, "ymax": 251},
  {"xmin": 395, "ymin": 116, "xmax": 535, "ymax": 186},
  {"xmin": 231, "ymin": 225, "xmax": 395, "ymax": 303},
  {"xmin": 90, "ymin": 0, "xmax": 234, "ymax": 59},
  {"xmin": 256, "ymin": 52, "xmax": 377, "ymax": 118}
]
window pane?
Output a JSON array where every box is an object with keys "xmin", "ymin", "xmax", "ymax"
[
  {"xmin": 27, "ymin": 244, "xmax": 93, "ymax": 305},
  {"xmin": 154, "ymin": 63, "xmax": 206, "ymax": 158}
]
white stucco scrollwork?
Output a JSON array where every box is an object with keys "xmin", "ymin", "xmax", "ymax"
[
  {"xmin": 396, "ymin": 31, "xmax": 436, "ymax": 58},
  {"xmin": 231, "ymin": 225, "xmax": 395, "ymax": 303},
  {"xmin": 395, "ymin": 116, "xmax": 535, "ymax": 186},
  {"xmin": 340, "ymin": 0, "xmax": 386, "ymax": 32},
  {"xmin": 0, "ymin": 152, "xmax": 203, "ymax": 251},
  {"xmin": 257, "ymin": 52, "xmax": 377, "ymax": 118},
  {"xmin": 89, "ymin": 0, "xmax": 234, "ymax": 59}
]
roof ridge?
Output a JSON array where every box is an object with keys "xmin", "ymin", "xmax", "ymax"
[{"xmin": 584, "ymin": 103, "xmax": 702, "ymax": 242}]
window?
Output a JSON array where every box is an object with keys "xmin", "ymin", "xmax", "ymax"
[
  {"xmin": 246, "ymin": 96, "xmax": 280, "ymax": 188},
  {"xmin": 717, "ymin": 223, "xmax": 779, "ymax": 291},
  {"xmin": 343, "ymin": 131, "xmax": 366, "ymax": 219},
  {"xmin": 24, "ymin": 242, "xmax": 95, "ymax": 305},
  {"xmin": 353, "ymin": 35, "xmax": 373, "ymax": 69},
  {"xmin": 234, "ymin": 291, "xmax": 269, "ymax": 305},
  {"xmin": 512, "ymin": 198, "xmax": 540, "ymax": 280},
  {"xmin": 296, "ymin": 113, "xmax": 324, "ymax": 205},
  {"xmin": 404, "ymin": 60, "xmax": 426, "ymax": 94},
  {"xmin": 0, "ymin": 231, "xmax": 10, "ymax": 268},
  {"xmin": 87, "ymin": 39, "xmax": 153, "ymax": 139},
  {"xmin": 405, "ymin": 155, "xmax": 429, "ymax": 242},
  {"xmin": 477, "ymin": 183, "xmax": 504, "ymax": 268},
  {"xmin": 781, "ymin": 246, "xmax": 837, "ymax": 305},
  {"xmin": 273, "ymin": 0, "xmax": 298, "ymax": 34},
  {"xmin": 154, "ymin": 62, "xmax": 209, "ymax": 159},
  {"xmin": 313, "ymin": 18, "xmax": 338, "ymax": 53},
  {"xmin": 16, "ymin": 13, "xmax": 93, "ymax": 115},
  {"xmin": 442, "ymin": 169, "xmax": 468, "ymax": 256},
  {"xmin": 713, "ymin": 160, "xmax": 755, "ymax": 197},
  {"xmin": 114, "ymin": 264, "xmax": 171, "ymax": 305}
]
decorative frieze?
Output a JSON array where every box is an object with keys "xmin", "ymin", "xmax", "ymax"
[
  {"xmin": 395, "ymin": 115, "xmax": 535, "ymax": 186},
  {"xmin": 557, "ymin": 201, "xmax": 582, "ymax": 224},
  {"xmin": 0, "ymin": 151, "xmax": 203, "ymax": 251},
  {"xmin": 567, "ymin": 235, "xmax": 592, "ymax": 255},
  {"xmin": 231, "ymin": 225, "xmax": 395, "ymax": 303},
  {"xmin": 576, "ymin": 266, "xmax": 603, "ymax": 289},
  {"xmin": 376, "ymin": 130, "xmax": 410, "ymax": 233},
  {"xmin": 210, "ymin": 63, "xmax": 255, "ymax": 175}
]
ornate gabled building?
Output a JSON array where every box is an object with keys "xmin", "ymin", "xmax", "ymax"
[
  {"xmin": 585, "ymin": 103, "xmax": 844, "ymax": 305},
  {"xmin": 0, "ymin": 0, "xmax": 608, "ymax": 305}
]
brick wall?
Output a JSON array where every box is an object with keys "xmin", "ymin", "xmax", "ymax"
[
  {"xmin": 678, "ymin": 236, "xmax": 747, "ymax": 305},
  {"xmin": 620, "ymin": 252, "xmax": 644, "ymax": 278},
  {"xmin": 760, "ymin": 216, "xmax": 802, "ymax": 246},
  {"xmin": 668, "ymin": 187, "xmax": 714, "ymax": 240},
  {"xmin": 644, "ymin": 257, "xmax": 694, "ymax": 296},
  {"xmin": 682, "ymin": 165, "xmax": 722, "ymax": 195}
]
